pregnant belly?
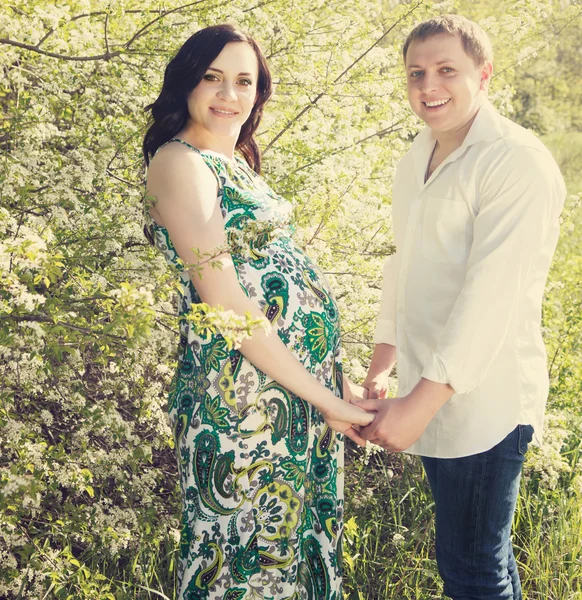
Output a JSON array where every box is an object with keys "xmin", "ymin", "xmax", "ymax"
[{"xmin": 236, "ymin": 239, "xmax": 340, "ymax": 363}]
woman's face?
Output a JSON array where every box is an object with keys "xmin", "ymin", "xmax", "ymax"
[{"xmin": 186, "ymin": 42, "xmax": 259, "ymax": 141}]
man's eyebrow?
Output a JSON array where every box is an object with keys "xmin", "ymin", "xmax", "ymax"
[
  {"xmin": 407, "ymin": 58, "xmax": 456, "ymax": 69},
  {"xmin": 207, "ymin": 67, "xmax": 253, "ymax": 76}
]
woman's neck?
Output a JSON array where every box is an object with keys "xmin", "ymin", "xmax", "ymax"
[{"xmin": 177, "ymin": 124, "xmax": 237, "ymax": 160}]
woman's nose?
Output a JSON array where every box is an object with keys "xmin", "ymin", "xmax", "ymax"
[{"xmin": 217, "ymin": 81, "xmax": 237, "ymax": 102}]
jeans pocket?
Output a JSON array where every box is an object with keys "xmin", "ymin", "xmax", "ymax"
[{"xmin": 518, "ymin": 424, "xmax": 534, "ymax": 456}]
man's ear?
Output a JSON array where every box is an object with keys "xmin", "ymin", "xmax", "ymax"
[{"xmin": 480, "ymin": 61, "xmax": 493, "ymax": 91}]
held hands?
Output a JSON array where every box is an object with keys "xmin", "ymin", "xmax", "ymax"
[
  {"xmin": 340, "ymin": 372, "xmax": 425, "ymax": 451},
  {"xmin": 334, "ymin": 374, "xmax": 452, "ymax": 450},
  {"xmin": 321, "ymin": 385, "xmax": 374, "ymax": 447},
  {"xmin": 350, "ymin": 395, "xmax": 432, "ymax": 452},
  {"xmin": 351, "ymin": 379, "xmax": 454, "ymax": 451}
]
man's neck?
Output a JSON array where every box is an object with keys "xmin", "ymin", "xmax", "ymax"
[{"xmin": 432, "ymin": 102, "xmax": 483, "ymax": 160}]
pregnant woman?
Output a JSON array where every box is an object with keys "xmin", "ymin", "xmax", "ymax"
[{"xmin": 142, "ymin": 24, "xmax": 372, "ymax": 600}]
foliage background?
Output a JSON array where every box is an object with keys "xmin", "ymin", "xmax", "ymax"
[{"xmin": 0, "ymin": 0, "xmax": 581, "ymax": 598}]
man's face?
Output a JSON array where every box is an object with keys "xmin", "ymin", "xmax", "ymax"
[{"xmin": 405, "ymin": 33, "xmax": 492, "ymax": 134}]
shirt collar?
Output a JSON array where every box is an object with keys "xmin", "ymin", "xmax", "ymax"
[
  {"xmin": 458, "ymin": 99, "xmax": 505, "ymax": 148},
  {"xmin": 411, "ymin": 99, "xmax": 504, "ymax": 187}
]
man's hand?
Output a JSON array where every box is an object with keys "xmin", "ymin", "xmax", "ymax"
[
  {"xmin": 351, "ymin": 395, "xmax": 432, "ymax": 451},
  {"xmin": 362, "ymin": 372, "xmax": 390, "ymax": 399},
  {"xmin": 363, "ymin": 343, "xmax": 397, "ymax": 399},
  {"xmin": 352, "ymin": 378, "xmax": 455, "ymax": 451}
]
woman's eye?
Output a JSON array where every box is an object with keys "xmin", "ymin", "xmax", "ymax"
[
  {"xmin": 238, "ymin": 78, "xmax": 253, "ymax": 86},
  {"xmin": 203, "ymin": 74, "xmax": 219, "ymax": 81}
]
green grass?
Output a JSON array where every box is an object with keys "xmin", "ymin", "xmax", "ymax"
[
  {"xmin": 343, "ymin": 439, "xmax": 582, "ymax": 600},
  {"xmin": 514, "ymin": 487, "xmax": 582, "ymax": 600},
  {"xmin": 343, "ymin": 447, "xmax": 441, "ymax": 600}
]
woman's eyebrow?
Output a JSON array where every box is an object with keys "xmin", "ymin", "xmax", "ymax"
[{"xmin": 207, "ymin": 67, "xmax": 253, "ymax": 76}]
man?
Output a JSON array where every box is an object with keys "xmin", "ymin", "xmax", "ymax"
[{"xmin": 353, "ymin": 15, "xmax": 566, "ymax": 600}]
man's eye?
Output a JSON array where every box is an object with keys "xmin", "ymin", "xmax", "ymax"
[
  {"xmin": 441, "ymin": 67, "xmax": 454, "ymax": 73},
  {"xmin": 409, "ymin": 71, "xmax": 423, "ymax": 78}
]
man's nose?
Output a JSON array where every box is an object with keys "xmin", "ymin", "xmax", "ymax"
[{"xmin": 420, "ymin": 73, "xmax": 439, "ymax": 94}]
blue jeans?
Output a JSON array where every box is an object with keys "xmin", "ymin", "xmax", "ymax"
[{"xmin": 421, "ymin": 424, "xmax": 534, "ymax": 600}]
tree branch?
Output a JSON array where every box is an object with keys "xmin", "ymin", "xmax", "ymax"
[
  {"xmin": 262, "ymin": 0, "xmax": 425, "ymax": 154},
  {"xmin": 106, "ymin": 169, "xmax": 142, "ymax": 188},
  {"xmin": 332, "ymin": 1, "xmax": 424, "ymax": 84},
  {"xmin": 25, "ymin": 8, "xmax": 198, "ymax": 50},
  {"xmin": 122, "ymin": 0, "xmax": 208, "ymax": 51},
  {"xmin": 0, "ymin": 38, "xmax": 120, "ymax": 61},
  {"xmin": 263, "ymin": 93, "xmax": 325, "ymax": 153},
  {"xmin": 243, "ymin": 0, "xmax": 279, "ymax": 12},
  {"xmin": 277, "ymin": 121, "xmax": 403, "ymax": 180},
  {"xmin": 1, "ymin": 314, "xmax": 126, "ymax": 340},
  {"xmin": 1, "ymin": 1, "xmax": 211, "ymax": 62},
  {"xmin": 104, "ymin": 13, "xmax": 110, "ymax": 55},
  {"xmin": 493, "ymin": 7, "xmax": 582, "ymax": 79}
]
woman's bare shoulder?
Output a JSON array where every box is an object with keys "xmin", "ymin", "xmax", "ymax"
[{"xmin": 147, "ymin": 141, "xmax": 215, "ymax": 193}]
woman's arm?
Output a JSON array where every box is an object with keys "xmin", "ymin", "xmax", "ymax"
[{"xmin": 147, "ymin": 144, "xmax": 373, "ymax": 444}]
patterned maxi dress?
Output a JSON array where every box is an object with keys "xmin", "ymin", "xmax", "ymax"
[{"xmin": 148, "ymin": 139, "xmax": 344, "ymax": 600}]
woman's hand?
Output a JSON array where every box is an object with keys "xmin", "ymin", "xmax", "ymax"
[
  {"xmin": 320, "ymin": 396, "xmax": 374, "ymax": 447},
  {"xmin": 342, "ymin": 375, "xmax": 367, "ymax": 402}
]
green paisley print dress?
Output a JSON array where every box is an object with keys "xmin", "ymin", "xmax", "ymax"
[{"xmin": 148, "ymin": 139, "xmax": 344, "ymax": 600}]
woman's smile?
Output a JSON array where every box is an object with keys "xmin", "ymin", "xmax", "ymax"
[{"xmin": 209, "ymin": 106, "xmax": 239, "ymax": 117}]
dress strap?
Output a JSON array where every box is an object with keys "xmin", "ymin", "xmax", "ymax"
[
  {"xmin": 168, "ymin": 137, "xmax": 202, "ymax": 154},
  {"xmin": 153, "ymin": 137, "xmax": 202, "ymax": 157}
]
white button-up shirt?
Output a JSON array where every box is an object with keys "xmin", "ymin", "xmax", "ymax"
[{"xmin": 374, "ymin": 100, "xmax": 566, "ymax": 458}]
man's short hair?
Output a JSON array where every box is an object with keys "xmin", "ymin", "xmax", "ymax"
[{"xmin": 402, "ymin": 14, "xmax": 493, "ymax": 66}]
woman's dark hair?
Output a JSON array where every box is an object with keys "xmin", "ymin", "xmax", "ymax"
[{"xmin": 142, "ymin": 24, "xmax": 272, "ymax": 173}]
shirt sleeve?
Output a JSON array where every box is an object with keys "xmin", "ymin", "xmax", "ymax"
[
  {"xmin": 373, "ymin": 252, "xmax": 399, "ymax": 346},
  {"xmin": 421, "ymin": 145, "xmax": 565, "ymax": 394}
]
